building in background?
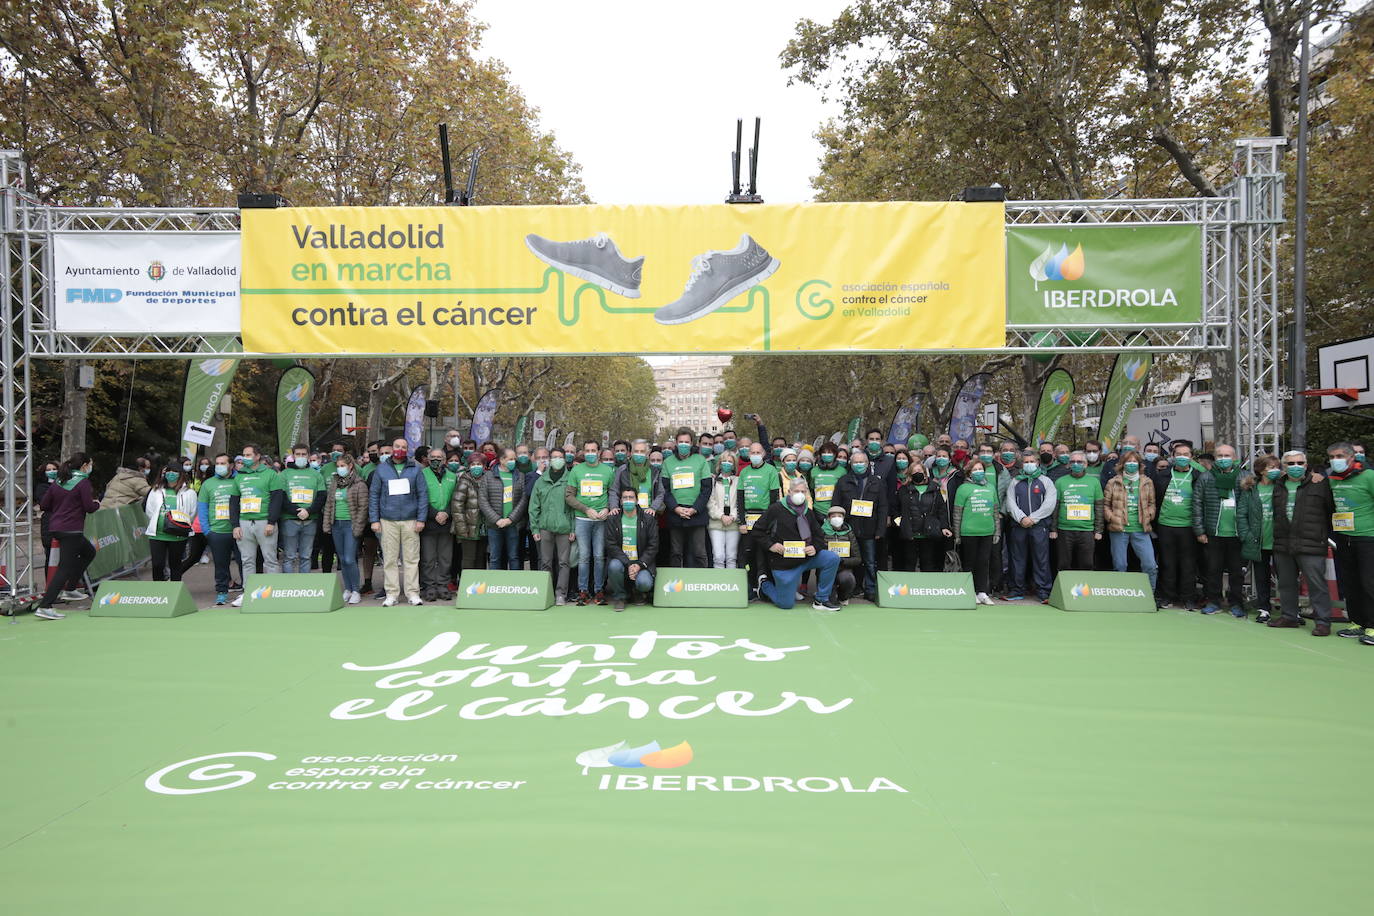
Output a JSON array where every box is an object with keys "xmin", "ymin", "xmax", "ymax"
[{"xmin": 654, "ymin": 357, "xmax": 731, "ymax": 437}]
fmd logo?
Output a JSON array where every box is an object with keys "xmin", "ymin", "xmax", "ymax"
[{"xmin": 65, "ymin": 288, "xmax": 123, "ymax": 303}]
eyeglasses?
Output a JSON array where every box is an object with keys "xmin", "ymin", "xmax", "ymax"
[{"xmin": 1284, "ymin": 461, "xmax": 1306, "ymax": 467}]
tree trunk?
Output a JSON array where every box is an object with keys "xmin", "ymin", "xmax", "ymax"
[{"xmin": 60, "ymin": 362, "xmax": 87, "ymax": 458}]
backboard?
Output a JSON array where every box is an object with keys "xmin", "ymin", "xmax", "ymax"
[{"xmin": 1317, "ymin": 335, "xmax": 1374, "ymax": 410}]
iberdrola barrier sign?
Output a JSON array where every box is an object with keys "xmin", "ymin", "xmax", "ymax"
[
  {"xmin": 239, "ymin": 574, "xmax": 343, "ymax": 613},
  {"xmin": 456, "ymin": 570, "xmax": 554, "ymax": 611},
  {"xmin": 1048, "ymin": 572, "xmax": 1157, "ymax": 612},
  {"xmin": 875, "ymin": 572, "xmax": 977, "ymax": 609},
  {"xmin": 90, "ymin": 581, "xmax": 198, "ymax": 618},
  {"xmin": 654, "ymin": 568, "xmax": 749, "ymax": 608}
]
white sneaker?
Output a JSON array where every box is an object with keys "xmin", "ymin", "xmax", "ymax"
[
  {"xmin": 977, "ymin": 592, "xmax": 991, "ymax": 605},
  {"xmin": 231, "ymin": 594, "xmax": 243, "ymax": 607},
  {"xmin": 407, "ymin": 594, "xmax": 423, "ymax": 606},
  {"xmin": 199, "ymin": 555, "xmax": 210, "ymax": 564},
  {"xmin": 347, "ymin": 590, "xmax": 361, "ymax": 605},
  {"xmin": 35, "ymin": 606, "xmax": 65, "ymax": 620},
  {"xmin": 59, "ymin": 589, "xmax": 88, "ymax": 602},
  {"xmin": 381, "ymin": 596, "xmax": 397, "ymax": 607}
]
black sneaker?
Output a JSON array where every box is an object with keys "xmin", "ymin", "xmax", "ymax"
[
  {"xmin": 1338, "ymin": 626, "xmax": 1366, "ymax": 639},
  {"xmin": 1256, "ymin": 610, "xmax": 1271, "ymax": 624},
  {"xmin": 812, "ymin": 596, "xmax": 841, "ymax": 612},
  {"xmin": 1359, "ymin": 633, "xmax": 1374, "ymax": 647}
]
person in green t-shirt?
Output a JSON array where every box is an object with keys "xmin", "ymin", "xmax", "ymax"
[
  {"xmin": 662, "ymin": 427, "xmax": 713, "ymax": 568},
  {"xmin": 280, "ymin": 443, "xmax": 326, "ymax": 574},
  {"xmin": 1196, "ymin": 443, "xmax": 1250, "ymax": 617},
  {"xmin": 1154, "ymin": 444, "xmax": 1202, "ymax": 609},
  {"xmin": 1243, "ymin": 455, "xmax": 1281, "ymax": 622},
  {"xmin": 737, "ymin": 441, "xmax": 781, "ymax": 597},
  {"xmin": 230, "ymin": 443, "xmax": 285, "ymax": 607},
  {"xmin": 809, "ymin": 444, "xmax": 846, "ymax": 513},
  {"xmin": 1326, "ymin": 442, "xmax": 1374, "ymax": 642},
  {"xmin": 1050, "ymin": 451, "xmax": 1104, "ymax": 572},
  {"xmin": 1105, "ymin": 455, "xmax": 1158, "ymax": 594},
  {"xmin": 565, "ymin": 440, "xmax": 617, "ymax": 604},
  {"xmin": 314, "ymin": 440, "xmax": 349, "ymax": 576},
  {"xmin": 951, "ymin": 460, "xmax": 1000, "ymax": 604},
  {"xmin": 419, "ymin": 447, "xmax": 460, "ymax": 600},
  {"xmin": 145, "ymin": 463, "xmax": 196, "ymax": 583},
  {"xmin": 197, "ymin": 454, "xmax": 241, "ymax": 605}
]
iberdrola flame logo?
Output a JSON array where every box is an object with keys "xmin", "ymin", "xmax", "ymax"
[
  {"xmin": 1122, "ymin": 357, "xmax": 1148, "ymax": 382},
  {"xmin": 1071, "ymin": 583, "xmax": 1092, "ymax": 598},
  {"xmin": 284, "ymin": 382, "xmax": 310, "ymax": 402},
  {"xmin": 887, "ymin": 583, "xmax": 910, "ymax": 597},
  {"xmin": 1029, "ymin": 242, "xmax": 1086, "ymax": 287},
  {"xmin": 466, "ymin": 582, "xmax": 487, "ymax": 596},
  {"xmin": 199, "ymin": 358, "xmax": 234, "ymax": 377},
  {"xmin": 99, "ymin": 592, "xmax": 121, "ymax": 605},
  {"xmin": 251, "ymin": 585, "xmax": 273, "ymax": 600},
  {"xmin": 1049, "ymin": 388, "xmax": 1070, "ymax": 406},
  {"xmin": 575, "ymin": 740, "xmax": 693, "ymax": 774},
  {"xmin": 662, "ymin": 579, "xmax": 685, "ymax": 593}
]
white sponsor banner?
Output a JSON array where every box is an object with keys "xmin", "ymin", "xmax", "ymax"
[
  {"xmin": 54, "ymin": 232, "xmax": 241, "ymax": 333},
  {"xmin": 1127, "ymin": 402, "xmax": 1203, "ymax": 452}
]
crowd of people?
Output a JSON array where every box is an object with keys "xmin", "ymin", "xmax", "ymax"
[{"xmin": 27, "ymin": 420, "xmax": 1374, "ymax": 642}]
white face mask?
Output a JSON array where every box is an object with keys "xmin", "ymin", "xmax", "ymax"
[
  {"xmin": 1022, "ymin": 461, "xmax": 1038, "ymax": 473},
  {"xmin": 788, "ymin": 491, "xmax": 807, "ymax": 506},
  {"xmin": 828, "ymin": 516, "xmax": 844, "ymax": 528},
  {"xmin": 1086, "ymin": 451, "xmax": 1100, "ymax": 463},
  {"xmin": 449, "ymin": 436, "xmax": 461, "ymax": 447}
]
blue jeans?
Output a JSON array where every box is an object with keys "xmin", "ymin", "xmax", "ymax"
[
  {"xmin": 486, "ymin": 524, "xmax": 520, "ymax": 570},
  {"xmin": 279, "ymin": 517, "xmax": 316, "ymax": 574},
  {"xmin": 1110, "ymin": 530, "xmax": 1159, "ymax": 591},
  {"xmin": 1008, "ymin": 523, "xmax": 1052, "ymax": 599},
  {"xmin": 332, "ymin": 526, "xmax": 360, "ymax": 593},
  {"xmin": 858, "ymin": 538, "xmax": 878, "ymax": 597},
  {"xmin": 607, "ymin": 558, "xmax": 654, "ymax": 598},
  {"xmin": 761, "ymin": 551, "xmax": 839, "ymax": 609},
  {"xmin": 207, "ymin": 531, "xmax": 236, "ymax": 594},
  {"xmin": 574, "ymin": 516, "xmax": 606, "ymax": 592}
]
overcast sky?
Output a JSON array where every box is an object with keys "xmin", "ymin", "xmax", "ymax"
[{"xmin": 473, "ymin": 0, "xmax": 851, "ymax": 206}]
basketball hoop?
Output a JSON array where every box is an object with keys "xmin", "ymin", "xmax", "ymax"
[
  {"xmin": 1299, "ymin": 388, "xmax": 1358, "ymax": 402},
  {"xmin": 345, "ymin": 426, "xmax": 369, "ymax": 434}
]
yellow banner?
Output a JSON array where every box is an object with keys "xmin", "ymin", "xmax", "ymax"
[{"xmin": 240, "ymin": 203, "xmax": 1005, "ymax": 354}]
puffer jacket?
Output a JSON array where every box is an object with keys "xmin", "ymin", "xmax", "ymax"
[
  {"xmin": 820, "ymin": 524, "xmax": 861, "ymax": 569},
  {"xmin": 478, "ymin": 467, "xmax": 529, "ymax": 526},
  {"xmin": 707, "ymin": 473, "xmax": 741, "ymax": 530},
  {"xmin": 321, "ymin": 471, "xmax": 370, "ymax": 537},
  {"xmin": 528, "ymin": 470, "xmax": 574, "ymax": 535},
  {"xmin": 1104, "ymin": 474, "xmax": 1157, "ymax": 533},
  {"xmin": 1194, "ymin": 468, "xmax": 1249, "ymax": 537},
  {"xmin": 1272, "ymin": 471, "xmax": 1335, "ymax": 556},
  {"xmin": 897, "ymin": 483, "xmax": 949, "ymax": 540},
  {"xmin": 613, "ymin": 464, "xmax": 665, "ymax": 513},
  {"xmin": 449, "ymin": 472, "xmax": 485, "ymax": 540},
  {"xmin": 1234, "ymin": 477, "xmax": 1264, "ymax": 562},
  {"xmin": 100, "ymin": 467, "xmax": 150, "ymax": 509}
]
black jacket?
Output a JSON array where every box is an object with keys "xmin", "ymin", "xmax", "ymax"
[
  {"xmin": 606, "ymin": 509, "xmax": 659, "ymax": 576},
  {"xmin": 897, "ymin": 482, "xmax": 950, "ymax": 539},
  {"xmin": 832, "ymin": 470, "xmax": 889, "ymax": 539},
  {"xmin": 760, "ymin": 501, "xmax": 829, "ymax": 571},
  {"xmin": 1272, "ymin": 472, "xmax": 1335, "ymax": 556}
]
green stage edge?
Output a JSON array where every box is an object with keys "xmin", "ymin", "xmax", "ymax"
[{"xmin": 3, "ymin": 603, "xmax": 1371, "ymax": 916}]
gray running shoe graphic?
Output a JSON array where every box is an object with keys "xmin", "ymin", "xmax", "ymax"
[
  {"xmin": 524, "ymin": 232, "xmax": 644, "ymax": 298},
  {"xmin": 654, "ymin": 235, "xmax": 780, "ymax": 325}
]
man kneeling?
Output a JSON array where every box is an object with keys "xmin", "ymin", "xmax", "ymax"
[
  {"xmin": 758, "ymin": 479, "xmax": 841, "ymax": 611},
  {"xmin": 607, "ymin": 486, "xmax": 658, "ymax": 611}
]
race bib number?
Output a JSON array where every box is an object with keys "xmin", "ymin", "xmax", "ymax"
[
  {"xmin": 290, "ymin": 486, "xmax": 313, "ymax": 505},
  {"xmin": 624, "ymin": 544, "xmax": 638, "ymax": 560},
  {"xmin": 1333, "ymin": 511, "xmax": 1355, "ymax": 532},
  {"xmin": 783, "ymin": 540, "xmax": 806, "ymax": 558},
  {"xmin": 214, "ymin": 501, "xmax": 230, "ymax": 521},
  {"xmin": 850, "ymin": 499, "xmax": 874, "ymax": 518},
  {"xmin": 579, "ymin": 478, "xmax": 604, "ymax": 498},
  {"xmin": 240, "ymin": 495, "xmax": 262, "ymax": 514},
  {"xmin": 745, "ymin": 513, "xmax": 761, "ymax": 531},
  {"xmin": 815, "ymin": 484, "xmax": 834, "ymax": 502},
  {"xmin": 828, "ymin": 539, "xmax": 851, "ymax": 557},
  {"xmin": 502, "ymin": 484, "xmax": 513, "ymax": 503},
  {"xmin": 1066, "ymin": 503, "xmax": 1090, "ymax": 521},
  {"xmin": 672, "ymin": 470, "xmax": 695, "ymax": 490},
  {"xmin": 387, "ymin": 478, "xmax": 410, "ymax": 496},
  {"xmin": 638, "ymin": 491, "xmax": 650, "ymax": 509}
]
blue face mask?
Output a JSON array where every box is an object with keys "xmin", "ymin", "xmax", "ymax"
[
  {"xmin": 1331, "ymin": 457, "xmax": 1350, "ymax": 473},
  {"xmin": 1265, "ymin": 467, "xmax": 1282, "ymax": 481},
  {"xmin": 851, "ymin": 462, "xmax": 868, "ymax": 475},
  {"xmin": 585, "ymin": 452, "xmax": 599, "ymax": 464},
  {"xmin": 309, "ymin": 460, "xmax": 322, "ymax": 470},
  {"xmin": 469, "ymin": 465, "xmax": 485, "ymax": 477},
  {"xmin": 336, "ymin": 466, "xmax": 351, "ymax": 477},
  {"xmin": 677, "ymin": 443, "xmax": 691, "ymax": 457},
  {"xmin": 622, "ymin": 498, "xmax": 637, "ymax": 512},
  {"xmin": 164, "ymin": 471, "xmax": 180, "ymax": 484},
  {"xmin": 784, "ymin": 460, "xmax": 797, "ymax": 472},
  {"xmin": 799, "ymin": 461, "xmax": 812, "ymax": 472},
  {"xmin": 215, "ymin": 465, "xmax": 231, "ymax": 478},
  {"xmin": 970, "ymin": 470, "xmax": 986, "ymax": 484},
  {"xmin": 712, "ymin": 443, "xmax": 724, "ymax": 455},
  {"xmin": 1174, "ymin": 456, "xmax": 1191, "ymax": 470},
  {"xmin": 1286, "ymin": 464, "xmax": 1304, "ymax": 479}
]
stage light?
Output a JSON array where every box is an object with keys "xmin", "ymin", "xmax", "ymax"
[
  {"xmin": 237, "ymin": 192, "xmax": 287, "ymax": 209},
  {"xmin": 961, "ymin": 184, "xmax": 1006, "ymax": 202}
]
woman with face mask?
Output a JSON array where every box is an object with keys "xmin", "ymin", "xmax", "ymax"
[
  {"xmin": 1237, "ymin": 454, "xmax": 1278, "ymax": 623},
  {"xmin": 321, "ymin": 454, "xmax": 369, "ymax": 604},
  {"xmin": 449, "ymin": 454, "xmax": 488, "ymax": 587},
  {"xmin": 833, "ymin": 450, "xmax": 889, "ymax": 600},
  {"xmin": 1103, "ymin": 450, "xmax": 1159, "ymax": 595},
  {"xmin": 757, "ymin": 480, "xmax": 842, "ymax": 611},
  {"xmin": 951, "ymin": 460, "xmax": 999, "ymax": 604},
  {"xmin": 34, "ymin": 453, "xmax": 102, "ymax": 618},
  {"xmin": 897, "ymin": 459, "xmax": 953, "ymax": 574},
  {"xmin": 708, "ymin": 450, "xmax": 742, "ymax": 569},
  {"xmin": 144, "ymin": 462, "xmax": 197, "ymax": 584},
  {"xmin": 529, "ymin": 447, "xmax": 576, "ymax": 605}
]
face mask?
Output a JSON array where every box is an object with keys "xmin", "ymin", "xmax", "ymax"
[
  {"xmin": 504, "ymin": 459, "xmax": 516, "ymax": 471},
  {"xmin": 724, "ymin": 439, "xmax": 736, "ymax": 450},
  {"xmin": 784, "ymin": 460, "xmax": 797, "ymax": 472},
  {"xmin": 622, "ymin": 498, "xmax": 637, "ymax": 512},
  {"xmin": 970, "ymin": 470, "xmax": 986, "ymax": 484},
  {"xmin": 867, "ymin": 441, "xmax": 882, "ymax": 455},
  {"xmin": 712, "ymin": 443, "xmax": 724, "ymax": 455},
  {"xmin": 517, "ymin": 455, "xmax": 532, "ymax": 469},
  {"xmin": 336, "ymin": 466, "xmax": 351, "ymax": 477},
  {"xmin": 799, "ymin": 461, "xmax": 813, "ymax": 472},
  {"xmin": 820, "ymin": 455, "xmax": 835, "ymax": 467},
  {"xmin": 649, "ymin": 461, "xmax": 663, "ymax": 470},
  {"xmin": 309, "ymin": 460, "xmax": 321, "ymax": 470},
  {"xmin": 934, "ymin": 456, "xmax": 949, "ymax": 468},
  {"xmin": 837, "ymin": 458, "xmax": 848, "ymax": 469},
  {"xmin": 1286, "ymin": 464, "xmax": 1304, "ymax": 479},
  {"xmin": 828, "ymin": 516, "xmax": 844, "ymax": 528},
  {"xmin": 1124, "ymin": 462, "xmax": 1140, "ymax": 475},
  {"xmin": 182, "ymin": 462, "xmax": 192, "ymax": 472},
  {"xmin": 469, "ymin": 465, "xmax": 485, "ymax": 477},
  {"xmin": 367, "ymin": 452, "xmax": 379, "ymax": 463},
  {"xmin": 1039, "ymin": 452, "xmax": 1053, "ymax": 465},
  {"xmin": 788, "ymin": 491, "xmax": 807, "ymax": 506},
  {"xmin": 700, "ymin": 446, "xmax": 713, "ymax": 458},
  {"xmin": 1086, "ymin": 451, "xmax": 1100, "ymax": 463},
  {"xmin": 626, "ymin": 453, "xmax": 645, "ymax": 466},
  {"xmin": 771, "ymin": 447, "xmax": 782, "ymax": 458},
  {"xmin": 896, "ymin": 458, "xmax": 909, "ymax": 471},
  {"xmin": 1001, "ymin": 451, "xmax": 1016, "ymax": 463},
  {"xmin": 462, "ymin": 449, "xmax": 473, "ymax": 461},
  {"xmin": 447, "ymin": 461, "xmax": 462, "ymax": 473},
  {"xmin": 294, "ymin": 456, "xmax": 308, "ymax": 468},
  {"xmin": 141, "ymin": 468, "xmax": 151, "ymax": 477},
  {"xmin": 720, "ymin": 462, "xmax": 735, "ymax": 474},
  {"xmin": 199, "ymin": 463, "xmax": 209, "ymax": 473},
  {"xmin": 677, "ymin": 443, "xmax": 691, "ymax": 457},
  {"xmin": 164, "ymin": 471, "xmax": 180, "ymax": 484},
  {"xmin": 952, "ymin": 449, "xmax": 968, "ymax": 464},
  {"xmin": 1144, "ymin": 451, "xmax": 1160, "ymax": 463},
  {"xmin": 614, "ymin": 451, "xmax": 628, "ymax": 465},
  {"xmin": 978, "ymin": 453, "xmax": 994, "ymax": 463},
  {"xmin": 45, "ymin": 469, "xmax": 57, "ymax": 481},
  {"xmin": 550, "ymin": 457, "xmax": 566, "ymax": 471},
  {"xmin": 215, "ymin": 465, "xmax": 231, "ymax": 478},
  {"xmin": 240, "ymin": 456, "xmax": 255, "ymax": 469},
  {"xmin": 1216, "ymin": 457, "xmax": 1234, "ymax": 470},
  {"xmin": 1265, "ymin": 467, "xmax": 1282, "ymax": 481},
  {"xmin": 429, "ymin": 458, "xmax": 443, "ymax": 469},
  {"xmin": 1070, "ymin": 462, "xmax": 1085, "ymax": 474},
  {"xmin": 392, "ymin": 450, "xmax": 408, "ymax": 462},
  {"xmin": 330, "ymin": 451, "xmax": 343, "ymax": 461},
  {"xmin": 1331, "ymin": 457, "xmax": 1350, "ymax": 473},
  {"xmin": 1173, "ymin": 456, "xmax": 1191, "ymax": 470},
  {"xmin": 1022, "ymin": 461, "xmax": 1039, "ymax": 474},
  {"xmin": 750, "ymin": 453, "xmax": 764, "ymax": 467},
  {"xmin": 911, "ymin": 471, "xmax": 927, "ymax": 484},
  {"xmin": 448, "ymin": 437, "xmax": 461, "ymax": 448},
  {"xmin": 1056, "ymin": 454, "xmax": 1070, "ymax": 465},
  {"xmin": 851, "ymin": 462, "xmax": 868, "ymax": 475}
]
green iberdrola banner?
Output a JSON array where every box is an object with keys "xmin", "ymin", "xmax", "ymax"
[
  {"xmin": 875, "ymin": 572, "xmax": 977, "ymax": 609},
  {"xmin": 655, "ymin": 568, "xmax": 748, "ymax": 608},
  {"xmin": 845, "ymin": 417, "xmax": 863, "ymax": 442},
  {"xmin": 83, "ymin": 505, "xmax": 151, "ymax": 581},
  {"xmin": 275, "ymin": 367, "xmax": 315, "ymax": 459},
  {"xmin": 1049, "ymin": 572, "xmax": 1156, "ymax": 612},
  {"xmin": 456, "ymin": 570, "xmax": 553, "ymax": 610},
  {"xmin": 1006, "ymin": 225, "xmax": 1202, "ymax": 326},
  {"xmin": 1031, "ymin": 369, "xmax": 1075, "ymax": 445},
  {"xmin": 239, "ymin": 574, "xmax": 342, "ymax": 613},
  {"xmin": 179, "ymin": 340, "xmax": 239, "ymax": 457},
  {"xmin": 1097, "ymin": 341, "xmax": 1152, "ymax": 449},
  {"xmin": 91, "ymin": 581, "xmax": 198, "ymax": 618}
]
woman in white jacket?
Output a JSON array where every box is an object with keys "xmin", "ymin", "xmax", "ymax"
[
  {"xmin": 707, "ymin": 450, "xmax": 742, "ymax": 569},
  {"xmin": 145, "ymin": 464, "xmax": 199, "ymax": 581}
]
